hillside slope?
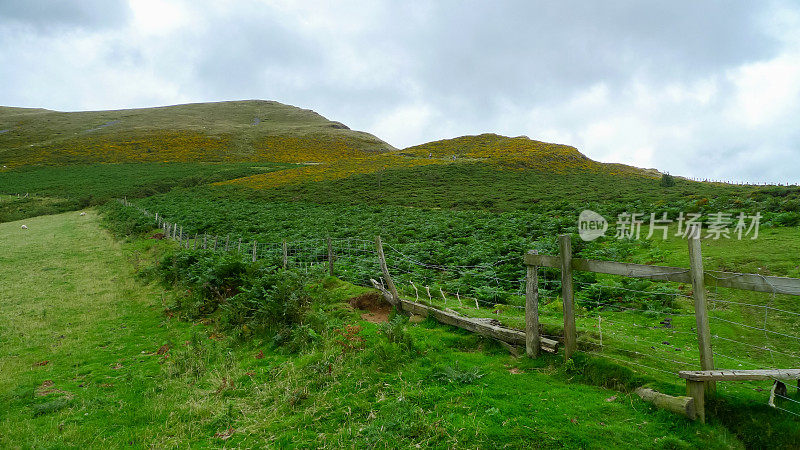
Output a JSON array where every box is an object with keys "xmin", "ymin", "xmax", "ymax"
[
  {"xmin": 220, "ymin": 133, "xmax": 658, "ymax": 191},
  {"xmin": 0, "ymin": 101, "xmax": 394, "ymax": 167}
]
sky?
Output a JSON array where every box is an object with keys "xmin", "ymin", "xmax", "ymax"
[{"xmin": 1, "ymin": 1, "xmax": 799, "ymax": 183}]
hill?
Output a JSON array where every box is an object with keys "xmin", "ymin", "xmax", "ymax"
[
  {"xmin": 219, "ymin": 132, "xmax": 656, "ymax": 191},
  {"xmin": 0, "ymin": 100, "xmax": 395, "ymax": 167}
]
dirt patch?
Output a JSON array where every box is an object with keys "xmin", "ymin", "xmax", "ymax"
[
  {"xmin": 36, "ymin": 380, "xmax": 72, "ymax": 398},
  {"xmin": 150, "ymin": 233, "xmax": 166, "ymax": 240},
  {"xmin": 348, "ymin": 292, "xmax": 392, "ymax": 323}
]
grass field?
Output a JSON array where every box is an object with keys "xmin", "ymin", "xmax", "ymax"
[
  {"xmin": 0, "ymin": 162, "xmax": 292, "ymax": 223},
  {"xmin": 0, "ymin": 211, "xmax": 745, "ymax": 448}
]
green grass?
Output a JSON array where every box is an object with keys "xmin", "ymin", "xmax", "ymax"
[
  {"xmin": 243, "ymin": 162, "xmax": 800, "ymax": 216},
  {"xmin": 0, "ymin": 210, "xmax": 742, "ymax": 447},
  {"xmin": 0, "ymin": 162, "xmax": 292, "ymax": 202},
  {"xmin": 0, "ymin": 162, "xmax": 292, "ymax": 223}
]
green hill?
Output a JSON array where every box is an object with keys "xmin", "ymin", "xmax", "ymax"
[{"xmin": 0, "ymin": 100, "xmax": 395, "ymax": 167}]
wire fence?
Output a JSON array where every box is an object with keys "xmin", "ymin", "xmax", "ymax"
[{"xmin": 118, "ymin": 198, "xmax": 800, "ymax": 418}]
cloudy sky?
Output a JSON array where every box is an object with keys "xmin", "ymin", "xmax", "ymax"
[{"xmin": 1, "ymin": 1, "xmax": 799, "ymax": 183}]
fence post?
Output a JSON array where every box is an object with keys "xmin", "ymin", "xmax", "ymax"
[
  {"xmin": 525, "ymin": 250, "xmax": 540, "ymax": 358},
  {"xmin": 238, "ymin": 238, "xmax": 242, "ymax": 253},
  {"xmin": 282, "ymin": 240, "xmax": 288, "ymax": 269},
  {"xmin": 688, "ymin": 232, "xmax": 716, "ymax": 396},
  {"xmin": 375, "ymin": 235, "xmax": 401, "ymax": 308},
  {"xmin": 225, "ymin": 235, "xmax": 230, "ymax": 252},
  {"xmin": 203, "ymin": 234, "xmax": 207, "ymax": 249},
  {"xmin": 559, "ymin": 234, "xmax": 577, "ymax": 360},
  {"xmin": 327, "ymin": 237, "xmax": 334, "ymax": 276},
  {"xmin": 213, "ymin": 236, "xmax": 218, "ymax": 252},
  {"xmin": 252, "ymin": 241, "xmax": 257, "ymax": 262}
]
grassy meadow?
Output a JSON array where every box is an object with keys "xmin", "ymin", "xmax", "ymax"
[{"xmin": 0, "ymin": 211, "xmax": 746, "ymax": 448}]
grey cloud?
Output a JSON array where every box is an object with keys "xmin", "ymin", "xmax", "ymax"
[{"xmin": 0, "ymin": 0, "xmax": 130, "ymax": 30}]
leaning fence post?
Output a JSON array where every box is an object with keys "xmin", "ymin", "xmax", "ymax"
[
  {"xmin": 252, "ymin": 241, "xmax": 257, "ymax": 262},
  {"xmin": 559, "ymin": 234, "xmax": 577, "ymax": 360},
  {"xmin": 375, "ymin": 235, "xmax": 401, "ymax": 309},
  {"xmin": 327, "ymin": 237, "xmax": 334, "ymax": 276},
  {"xmin": 688, "ymin": 230, "xmax": 716, "ymax": 396},
  {"xmin": 282, "ymin": 240, "xmax": 288, "ymax": 269},
  {"xmin": 526, "ymin": 250, "xmax": 540, "ymax": 358}
]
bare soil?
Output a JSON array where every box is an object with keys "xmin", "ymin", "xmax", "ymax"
[{"xmin": 348, "ymin": 291, "xmax": 391, "ymax": 323}]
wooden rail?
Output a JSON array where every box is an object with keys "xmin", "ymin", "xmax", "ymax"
[
  {"xmin": 399, "ymin": 298, "xmax": 559, "ymax": 354},
  {"xmin": 523, "ymin": 253, "xmax": 800, "ymax": 295}
]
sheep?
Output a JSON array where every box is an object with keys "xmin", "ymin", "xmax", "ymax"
[
  {"xmin": 21, "ymin": 225, "xmax": 28, "ymax": 229},
  {"xmin": 80, "ymin": 212, "xmax": 86, "ymax": 216}
]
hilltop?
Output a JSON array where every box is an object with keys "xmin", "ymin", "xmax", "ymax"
[{"xmin": 0, "ymin": 100, "xmax": 394, "ymax": 167}]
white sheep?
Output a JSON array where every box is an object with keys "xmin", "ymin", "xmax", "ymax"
[
  {"xmin": 21, "ymin": 225, "xmax": 28, "ymax": 230},
  {"xmin": 80, "ymin": 212, "xmax": 86, "ymax": 216}
]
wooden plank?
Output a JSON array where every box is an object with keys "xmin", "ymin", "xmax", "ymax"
[
  {"xmin": 689, "ymin": 235, "xmax": 716, "ymax": 396},
  {"xmin": 560, "ymin": 235, "xmax": 576, "ymax": 360},
  {"xmin": 525, "ymin": 250, "xmax": 540, "ymax": 358},
  {"xmin": 574, "ymin": 259, "xmax": 692, "ymax": 283},
  {"xmin": 523, "ymin": 253, "xmax": 561, "ymax": 269},
  {"xmin": 399, "ymin": 298, "xmax": 558, "ymax": 353},
  {"xmin": 524, "ymin": 254, "xmax": 800, "ymax": 296},
  {"xmin": 634, "ymin": 387, "xmax": 695, "ymax": 420},
  {"xmin": 687, "ymin": 380, "xmax": 705, "ymax": 423},
  {"xmin": 703, "ymin": 271, "xmax": 800, "ymax": 296},
  {"xmin": 679, "ymin": 369, "xmax": 800, "ymax": 381}
]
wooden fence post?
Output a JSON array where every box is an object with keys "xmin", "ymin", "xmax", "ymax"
[
  {"xmin": 526, "ymin": 250, "xmax": 540, "ymax": 358},
  {"xmin": 688, "ymin": 232, "xmax": 716, "ymax": 396},
  {"xmin": 559, "ymin": 234, "xmax": 577, "ymax": 360},
  {"xmin": 238, "ymin": 238, "xmax": 242, "ymax": 253},
  {"xmin": 213, "ymin": 236, "xmax": 218, "ymax": 252},
  {"xmin": 225, "ymin": 235, "xmax": 230, "ymax": 252},
  {"xmin": 327, "ymin": 237, "xmax": 334, "ymax": 276},
  {"xmin": 203, "ymin": 234, "xmax": 207, "ymax": 249},
  {"xmin": 282, "ymin": 240, "xmax": 288, "ymax": 269},
  {"xmin": 375, "ymin": 235, "xmax": 401, "ymax": 308},
  {"xmin": 252, "ymin": 241, "xmax": 257, "ymax": 262}
]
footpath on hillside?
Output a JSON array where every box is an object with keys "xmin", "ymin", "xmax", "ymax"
[{"xmin": 0, "ymin": 210, "xmax": 184, "ymax": 447}]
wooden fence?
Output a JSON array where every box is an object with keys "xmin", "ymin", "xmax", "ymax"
[{"xmin": 522, "ymin": 233, "xmax": 800, "ymax": 392}]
